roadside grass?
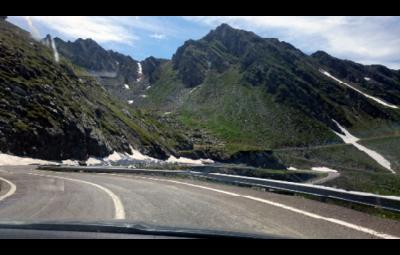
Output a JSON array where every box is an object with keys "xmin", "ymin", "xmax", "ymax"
[
  {"xmin": 300, "ymin": 193, "xmax": 400, "ymax": 221},
  {"xmin": 324, "ymin": 170, "xmax": 400, "ymax": 197}
]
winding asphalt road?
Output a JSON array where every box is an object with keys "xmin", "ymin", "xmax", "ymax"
[{"xmin": 1, "ymin": 166, "xmax": 400, "ymax": 239}]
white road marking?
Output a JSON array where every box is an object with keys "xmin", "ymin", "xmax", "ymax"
[
  {"xmin": 243, "ymin": 196, "xmax": 398, "ymax": 239},
  {"xmin": 209, "ymin": 173, "xmax": 400, "ymax": 201},
  {"xmin": 28, "ymin": 173, "xmax": 125, "ymax": 220},
  {"xmin": 108, "ymin": 174, "xmax": 398, "ymax": 239},
  {"xmin": 0, "ymin": 176, "xmax": 17, "ymax": 202}
]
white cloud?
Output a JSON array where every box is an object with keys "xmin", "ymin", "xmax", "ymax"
[
  {"xmin": 150, "ymin": 33, "xmax": 166, "ymax": 39},
  {"xmin": 15, "ymin": 16, "xmax": 138, "ymax": 44},
  {"xmin": 184, "ymin": 16, "xmax": 400, "ymax": 69}
]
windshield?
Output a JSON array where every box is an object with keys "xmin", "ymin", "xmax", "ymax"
[{"xmin": 1, "ymin": 16, "xmax": 400, "ymax": 239}]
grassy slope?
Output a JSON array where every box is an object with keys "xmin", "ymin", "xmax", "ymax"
[{"xmin": 145, "ymin": 64, "xmax": 340, "ymax": 154}]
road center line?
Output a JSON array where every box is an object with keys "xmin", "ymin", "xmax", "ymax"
[
  {"xmin": 0, "ymin": 176, "xmax": 17, "ymax": 202},
  {"xmin": 28, "ymin": 172, "xmax": 125, "ymax": 220},
  {"xmin": 110, "ymin": 174, "xmax": 398, "ymax": 239}
]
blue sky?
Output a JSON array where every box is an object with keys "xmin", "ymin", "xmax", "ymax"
[{"xmin": 8, "ymin": 16, "xmax": 400, "ymax": 69}]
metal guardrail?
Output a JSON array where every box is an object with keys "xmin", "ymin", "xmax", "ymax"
[
  {"xmin": 37, "ymin": 165, "xmax": 400, "ymax": 213},
  {"xmin": 38, "ymin": 166, "xmax": 188, "ymax": 175},
  {"xmin": 202, "ymin": 173, "xmax": 400, "ymax": 213}
]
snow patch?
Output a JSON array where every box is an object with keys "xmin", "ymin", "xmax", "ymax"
[
  {"xmin": 166, "ymin": 156, "xmax": 214, "ymax": 165},
  {"xmin": 311, "ymin": 167, "xmax": 338, "ymax": 173},
  {"xmin": 124, "ymin": 84, "xmax": 130, "ymax": 90},
  {"xmin": 332, "ymin": 119, "xmax": 395, "ymax": 174},
  {"xmin": 86, "ymin": 157, "xmax": 102, "ymax": 166},
  {"xmin": 128, "ymin": 100, "xmax": 134, "ymax": 105},
  {"xmin": 140, "ymin": 95, "xmax": 148, "ymax": 98},
  {"xmin": 127, "ymin": 145, "xmax": 158, "ymax": 161},
  {"xmin": 85, "ymin": 145, "xmax": 159, "ymax": 166},
  {"xmin": 364, "ymin": 77, "xmax": 371, "ymax": 81},
  {"xmin": 201, "ymin": 158, "xmax": 215, "ymax": 164},
  {"xmin": 61, "ymin": 160, "xmax": 79, "ymax": 166},
  {"xmin": 287, "ymin": 166, "xmax": 298, "ymax": 171},
  {"xmin": 104, "ymin": 151, "xmax": 123, "ymax": 162},
  {"xmin": 320, "ymin": 69, "xmax": 398, "ymax": 109},
  {"xmin": 164, "ymin": 112, "xmax": 172, "ymax": 115},
  {"xmin": 146, "ymin": 86, "xmax": 151, "ymax": 90},
  {"xmin": 0, "ymin": 153, "xmax": 57, "ymax": 166}
]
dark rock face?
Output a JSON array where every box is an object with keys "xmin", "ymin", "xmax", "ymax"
[
  {"xmin": 53, "ymin": 37, "xmax": 155, "ymax": 105},
  {"xmin": 141, "ymin": 57, "xmax": 167, "ymax": 83},
  {"xmin": 54, "ymin": 37, "xmax": 140, "ymax": 83},
  {"xmin": 172, "ymin": 40, "xmax": 209, "ymax": 87},
  {"xmin": 55, "ymin": 38, "xmax": 118, "ymax": 72},
  {"xmin": 171, "ymin": 25, "xmax": 248, "ymax": 87},
  {"xmin": 0, "ymin": 16, "xmax": 6, "ymax": 20},
  {"xmin": 224, "ymin": 151, "xmax": 286, "ymax": 169},
  {"xmin": 204, "ymin": 23, "xmax": 260, "ymax": 57},
  {"xmin": 0, "ymin": 120, "xmax": 113, "ymax": 160}
]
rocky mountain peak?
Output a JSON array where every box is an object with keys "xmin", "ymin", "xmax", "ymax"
[
  {"xmin": 204, "ymin": 23, "xmax": 261, "ymax": 55},
  {"xmin": 311, "ymin": 50, "xmax": 331, "ymax": 59}
]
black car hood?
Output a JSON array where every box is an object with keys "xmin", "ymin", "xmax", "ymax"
[{"xmin": 0, "ymin": 220, "xmax": 284, "ymax": 239}]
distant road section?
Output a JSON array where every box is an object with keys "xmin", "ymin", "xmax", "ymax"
[{"xmin": 0, "ymin": 166, "xmax": 400, "ymax": 239}]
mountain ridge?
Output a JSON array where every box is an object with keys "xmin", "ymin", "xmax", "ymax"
[{"xmin": 2, "ymin": 20, "xmax": 400, "ymax": 173}]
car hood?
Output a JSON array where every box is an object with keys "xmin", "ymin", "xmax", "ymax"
[{"xmin": 0, "ymin": 220, "xmax": 284, "ymax": 239}]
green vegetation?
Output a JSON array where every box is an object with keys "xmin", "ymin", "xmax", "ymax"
[
  {"xmin": 171, "ymin": 66, "xmax": 340, "ymax": 156},
  {"xmin": 301, "ymin": 193, "xmax": 400, "ymax": 221},
  {"xmin": 325, "ymin": 170, "xmax": 400, "ymax": 196}
]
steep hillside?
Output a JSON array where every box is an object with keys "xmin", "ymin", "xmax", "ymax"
[{"xmin": 0, "ymin": 19, "xmax": 181, "ymax": 161}]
